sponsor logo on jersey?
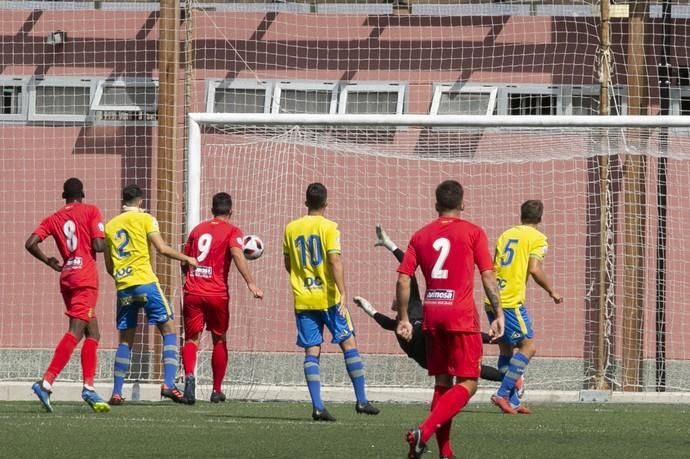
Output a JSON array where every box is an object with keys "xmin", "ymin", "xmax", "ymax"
[
  {"xmin": 192, "ymin": 266, "xmax": 213, "ymax": 278},
  {"xmin": 65, "ymin": 257, "xmax": 83, "ymax": 269},
  {"xmin": 426, "ymin": 289, "xmax": 455, "ymax": 301}
]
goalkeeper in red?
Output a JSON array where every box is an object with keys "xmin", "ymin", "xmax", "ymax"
[
  {"xmin": 25, "ymin": 178, "xmax": 110, "ymax": 413},
  {"xmin": 181, "ymin": 192, "xmax": 263, "ymax": 404},
  {"xmin": 397, "ymin": 180, "xmax": 504, "ymax": 459},
  {"xmin": 488, "ymin": 200, "xmax": 563, "ymax": 415}
]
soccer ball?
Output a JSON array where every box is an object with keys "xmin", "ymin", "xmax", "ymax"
[{"xmin": 242, "ymin": 235, "xmax": 264, "ymax": 260}]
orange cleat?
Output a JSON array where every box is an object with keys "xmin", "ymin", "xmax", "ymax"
[
  {"xmin": 515, "ymin": 405, "xmax": 532, "ymax": 415},
  {"xmin": 490, "ymin": 394, "xmax": 517, "ymax": 414}
]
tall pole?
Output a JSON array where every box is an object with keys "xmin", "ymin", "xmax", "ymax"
[
  {"xmin": 156, "ymin": 0, "xmax": 180, "ymax": 381},
  {"xmin": 655, "ymin": 0, "xmax": 671, "ymax": 392},
  {"xmin": 622, "ymin": 0, "xmax": 647, "ymax": 392}
]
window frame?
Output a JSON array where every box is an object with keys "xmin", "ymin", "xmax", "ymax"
[
  {"xmin": 28, "ymin": 77, "xmax": 97, "ymax": 123},
  {"xmin": 91, "ymin": 78, "xmax": 159, "ymax": 113},
  {"xmin": 0, "ymin": 76, "xmax": 29, "ymax": 122},
  {"xmin": 271, "ymin": 80, "xmax": 338, "ymax": 115},
  {"xmin": 499, "ymin": 85, "xmax": 561, "ymax": 116},
  {"xmin": 206, "ymin": 79, "xmax": 273, "ymax": 114},
  {"xmin": 430, "ymin": 84, "xmax": 498, "ymax": 116},
  {"xmin": 337, "ymin": 82, "xmax": 406, "ymax": 115},
  {"xmin": 562, "ymin": 85, "xmax": 627, "ymax": 116}
]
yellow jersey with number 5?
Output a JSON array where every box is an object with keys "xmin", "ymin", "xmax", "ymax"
[
  {"xmin": 492, "ymin": 225, "xmax": 548, "ymax": 309},
  {"xmin": 105, "ymin": 210, "xmax": 160, "ymax": 291},
  {"xmin": 283, "ymin": 215, "xmax": 341, "ymax": 311}
]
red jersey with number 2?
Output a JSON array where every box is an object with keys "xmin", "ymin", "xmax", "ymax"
[
  {"xmin": 398, "ymin": 216, "xmax": 494, "ymax": 333},
  {"xmin": 33, "ymin": 202, "xmax": 104, "ymax": 291},
  {"xmin": 183, "ymin": 218, "xmax": 244, "ymax": 298}
]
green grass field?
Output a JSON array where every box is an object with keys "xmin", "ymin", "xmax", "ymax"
[{"xmin": 1, "ymin": 400, "xmax": 688, "ymax": 458}]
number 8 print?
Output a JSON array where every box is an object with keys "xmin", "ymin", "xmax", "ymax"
[{"xmin": 63, "ymin": 220, "xmax": 78, "ymax": 252}]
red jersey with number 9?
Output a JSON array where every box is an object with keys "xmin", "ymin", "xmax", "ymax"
[
  {"xmin": 398, "ymin": 216, "xmax": 494, "ymax": 332},
  {"xmin": 33, "ymin": 202, "xmax": 104, "ymax": 291},
  {"xmin": 183, "ymin": 218, "xmax": 244, "ymax": 298}
]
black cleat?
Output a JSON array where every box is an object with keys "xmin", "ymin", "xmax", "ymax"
[
  {"xmin": 160, "ymin": 384, "xmax": 185, "ymax": 403},
  {"xmin": 210, "ymin": 390, "xmax": 226, "ymax": 403},
  {"xmin": 183, "ymin": 375, "xmax": 196, "ymax": 405},
  {"xmin": 312, "ymin": 408, "xmax": 336, "ymax": 422},
  {"xmin": 406, "ymin": 427, "xmax": 427, "ymax": 459},
  {"xmin": 355, "ymin": 401, "xmax": 380, "ymax": 415},
  {"xmin": 108, "ymin": 394, "xmax": 125, "ymax": 406}
]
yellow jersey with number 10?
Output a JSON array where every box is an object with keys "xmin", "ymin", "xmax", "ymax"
[
  {"xmin": 492, "ymin": 224, "xmax": 548, "ymax": 309},
  {"xmin": 283, "ymin": 215, "xmax": 341, "ymax": 311},
  {"xmin": 105, "ymin": 210, "xmax": 160, "ymax": 291}
]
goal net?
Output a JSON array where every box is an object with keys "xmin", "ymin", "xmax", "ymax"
[{"xmin": 188, "ymin": 114, "xmax": 690, "ymax": 398}]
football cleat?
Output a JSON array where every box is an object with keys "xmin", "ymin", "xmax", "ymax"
[
  {"xmin": 406, "ymin": 428, "xmax": 427, "ymax": 459},
  {"xmin": 311, "ymin": 408, "xmax": 336, "ymax": 422},
  {"xmin": 108, "ymin": 394, "xmax": 125, "ymax": 406},
  {"xmin": 160, "ymin": 384, "xmax": 185, "ymax": 403},
  {"xmin": 515, "ymin": 375, "xmax": 525, "ymax": 399},
  {"xmin": 491, "ymin": 394, "xmax": 517, "ymax": 414},
  {"xmin": 355, "ymin": 401, "xmax": 380, "ymax": 415},
  {"xmin": 515, "ymin": 404, "xmax": 532, "ymax": 415},
  {"xmin": 183, "ymin": 375, "xmax": 196, "ymax": 405},
  {"xmin": 210, "ymin": 390, "xmax": 227, "ymax": 403},
  {"xmin": 82, "ymin": 388, "xmax": 111, "ymax": 413},
  {"xmin": 32, "ymin": 381, "xmax": 53, "ymax": 413}
]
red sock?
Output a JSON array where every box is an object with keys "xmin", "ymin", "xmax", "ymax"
[
  {"xmin": 43, "ymin": 332, "xmax": 79, "ymax": 385},
  {"xmin": 81, "ymin": 337, "xmax": 98, "ymax": 387},
  {"xmin": 420, "ymin": 384, "xmax": 471, "ymax": 445},
  {"xmin": 430, "ymin": 385, "xmax": 453, "ymax": 456},
  {"xmin": 211, "ymin": 340, "xmax": 228, "ymax": 392},
  {"xmin": 182, "ymin": 342, "xmax": 198, "ymax": 376}
]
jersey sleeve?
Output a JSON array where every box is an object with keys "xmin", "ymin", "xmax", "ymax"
[
  {"xmin": 144, "ymin": 214, "xmax": 160, "ymax": 235},
  {"xmin": 397, "ymin": 237, "xmax": 419, "ymax": 277},
  {"xmin": 324, "ymin": 223, "xmax": 341, "ymax": 254},
  {"xmin": 530, "ymin": 233, "xmax": 548, "ymax": 261},
  {"xmin": 32, "ymin": 216, "xmax": 52, "ymax": 241},
  {"xmin": 473, "ymin": 227, "xmax": 494, "ymax": 273},
  {"xmin": 91, "ymin": 207, "xmax": 105, "ymax": 240},
  {"xmin": 229, "ymin": 226, "xmax": 244, "ymax": 250}
]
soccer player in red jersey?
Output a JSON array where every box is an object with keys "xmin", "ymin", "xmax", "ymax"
[
  {"xmin": 396, "ymin": 180, "xmax": 504, "ymax": 459},
  {"xmin": 25, "ymin": 178, "xmax": 110, "ymax": 413},
  {"xmin": 181, "ymin": 192, "xmax": 264, "ymax": 404}
]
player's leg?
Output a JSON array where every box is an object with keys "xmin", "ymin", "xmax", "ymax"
[
  {"xmin": 374, "ymin": 224, "xmax": 399, "ymax": 256},
  {"xmin": 296, "ymin": 311, "xmax": 332, "ymax": 421},
  {"xmin": 330, "ymin": 305, "xmax": 379, "ymax": 415},
  {"xmin": 206, "ymin": 296, "xmax": 230, "ymax": 403},
  {"xmin": 181, "ymin": 293, "xmax": 204, "ymax": 404},
  {"xmin": 353, "ymin": 296, "xmax": 398, "ymax": 331},
  {"xmin": 111, "ymin": 326, "xmax": 136, "ymax": 404},
  {"xmin": 79, "ymin": 317, "xmax": 110, "ymax": 412}
]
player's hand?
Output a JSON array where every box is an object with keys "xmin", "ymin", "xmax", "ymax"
[
  {"xmin": 248, "ymin": 283, "xmax": 263, "ymax": 299},
  {"xmin": 396, "ymin": 320, "xmax": 413, "ymax": 342},
  {"xmin": 337, "ymin": 300, "xmax": 348, "ymax": 317},
  {"xmin": 46, "ymin": 257, "xmax": 62, "ymax": 272},
  {"xmin": 185, "ymin": 256, "xmax": 199, "ymax": 268},
  {"xmin": 489, "ymin": 315, "xmax": 505, "ymax": 343},
  {"xmin": 551, "ymin": 292, "xmax": 563, "ymax": 304}
]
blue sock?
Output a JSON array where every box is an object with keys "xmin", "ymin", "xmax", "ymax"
[
  {"xmin": 113, "ymin": 343, "xmax": 130, "ymax": 396},
  {"xmin": 162, "ymin": 334, "xmax": 178, "ymax": 388},
  {"xmin": 497, "ymin": 352, "xmax": 529, "ymax": 398},
  {"xmin": 304, "ymin": 355, "xmax": 324, "ymax": 411},
  {"xmin": 497, "ymin": 355, "xmax": 511, "ymax": 376},
  {"xmin": 344, "ymin": 348, "xmax": 367, "ymax": 404}
]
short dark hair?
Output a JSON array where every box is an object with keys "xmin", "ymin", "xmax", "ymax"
[
  {"xmin": 62, "ymin": 177, "xmax": 85, "ymax": 200},
  {"xmin": 212, "ymin": 192, "xmax": 232, "ymax": 216},
  {"xmin": 305, "ymin": 182, "xmax": 327, "ymax": 210},
  {"xmin": 435, "ymin": 180, "xmax": 464, "ymax": 212},
  {"xmin": 122, "ymin": 184, "xmax": 144, "ymax": 205},
  {"xmin": 521, "ymin": 200, "xmax": 543, "ymax": 224}
]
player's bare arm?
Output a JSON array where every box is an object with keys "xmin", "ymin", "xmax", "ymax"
[
  {"xmin": 283, "ymin": 253, "xmax": 291, "ymax": 274},
  {"xmin": 528, "ymin": 257, "xmax": 563, "ymax": 304},
  {"xmin": 395, "ymin": 273, "xmax": 413, "ymax": 341},
  {"xmin": 92, "ymin": 237, "xmax": 105, "ymax": 253},
  {"xmin": 103, "ymin": 246, "xmax": 116, "ymax": 279},
  {"xmin": 327, "ymin": 251, "xmax": 347, "ymax": 316},
  {"xmin": 230, "ymin": 247, "xmax": 263, "ymax": 299},
  {"xmin": 148, "ymin": 232, "xmax": 199, "ymax": 267},
  {"xmin": 25, "ymin": 234, "xmax": 62, "ymax": 272},
  {"xmin": 481, "ymin": 269, "xmax": 505, "ymax": 341}
]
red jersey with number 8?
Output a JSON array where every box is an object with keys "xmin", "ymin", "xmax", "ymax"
[
  {"xmin": 398, "ymin": 216, "xmax": 494, "ymax": 332},
  {"xmin": 183, "ymin": 218, "xmax": 244, "ymax": 298},
  {"xmin": 33, "ymin": 202, "xmax": 104, "ymax": 291}
]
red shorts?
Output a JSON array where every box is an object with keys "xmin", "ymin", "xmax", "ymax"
[
  {"xmin": 425, "ymin": 330, "xmax": 482, "ymax": 378},
  {"xmin": 61, "ymin": 287, "xmax": 98, "ymax": 322},
  {"xmin": 183, "ymin": 293, "xmax": 229, "ymax": 338}
]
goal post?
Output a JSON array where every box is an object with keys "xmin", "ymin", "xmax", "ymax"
[{"xmin": 186, "ymin": 112, "xmax": 690, "ymax": 399}]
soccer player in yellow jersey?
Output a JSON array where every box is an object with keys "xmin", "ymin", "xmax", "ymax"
[
  {"xmin": 103, "ymin": 184, "xmax": 198, "ymax": 404},
  {"xmin": 283, "ymin": 183, "xmax": 379, "ymax": 421},
  {"xmin": 486, "ymin": 200, "xmax": 563, "ymax": 414}
]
